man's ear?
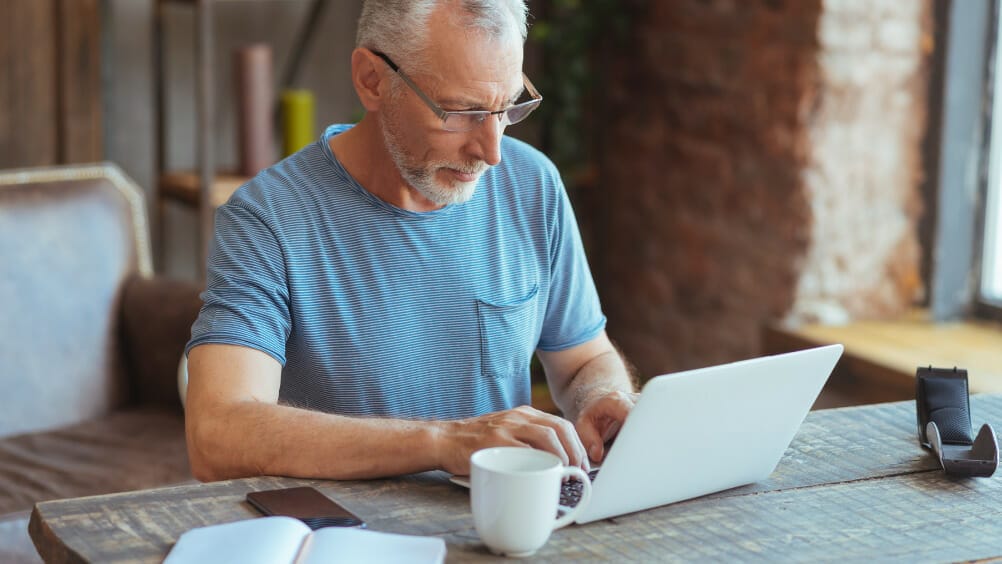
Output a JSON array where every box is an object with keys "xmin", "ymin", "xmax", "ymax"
[{"xmin": 351, "ymin": 48, "xmax": 386, "ymax": 112}]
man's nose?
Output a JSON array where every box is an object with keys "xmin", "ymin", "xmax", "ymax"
[{"xmin": 469, "ymin": 114, "xmax": 504, "ymax": 167}]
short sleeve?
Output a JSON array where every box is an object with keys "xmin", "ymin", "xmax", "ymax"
[
  {"xmin": 186, "ymin": 202, "xmax": 291, "ymax": 365},
  {"xmin": 536, "ymin": 173, "xmax": 606, "ymax": 351}
]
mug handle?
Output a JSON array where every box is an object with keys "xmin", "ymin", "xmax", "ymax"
[{"xmin": 552, "ymin": 466, "xmax": 592, "ymax": 530}]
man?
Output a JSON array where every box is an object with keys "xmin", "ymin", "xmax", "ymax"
[{"xmin": 184, "ymin": 0, "xmax": 636, "ymax": 482}]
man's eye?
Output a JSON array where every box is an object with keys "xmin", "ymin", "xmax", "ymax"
[{"xmin": 453, "ymin": 112, "xmax": 487, "ymax": 122}]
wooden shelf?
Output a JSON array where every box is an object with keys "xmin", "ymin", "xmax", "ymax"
[
  {"xmin": 764, "ymin": 308, "xmax": 1002, "ymax": 407},
  {"xmin": 159, "ymin": 171, "xmax": 249, "ymax": 209},
  {"xmin": 155, "ymin": 0, "xmax": 321, "ymax": 277}
]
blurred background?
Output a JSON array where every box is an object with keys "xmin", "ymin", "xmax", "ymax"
[{"xmin": 3, "ymin": 0, "xmax": 1002, "ymax": 407}]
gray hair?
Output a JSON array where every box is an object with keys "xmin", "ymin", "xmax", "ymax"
[{"xmin": 356, "ymin": 0, "xmax": 528, "ymax": 75}]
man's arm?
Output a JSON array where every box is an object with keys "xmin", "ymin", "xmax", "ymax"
[
  {"xmin": 537, "ymin": 331, "xmax": 638, "ymax": 463},
  {"xmin": 185, "ymin": 343, "xmax": 590, "ymax": 481}
]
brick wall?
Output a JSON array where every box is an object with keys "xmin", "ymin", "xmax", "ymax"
[
  {"xmin": 591, "ymin": 0, "xmax": 930, "ymax": 378},
  {"xmin": 791, "ymin": 0, "xmax": 929, "ymax": 324}
]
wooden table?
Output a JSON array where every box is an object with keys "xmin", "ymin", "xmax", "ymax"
[{"xmin": 30, "ymin": 396, "xmax": 1002, "ymax": 562}]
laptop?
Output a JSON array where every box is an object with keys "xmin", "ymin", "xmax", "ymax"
[{"xmin": 452, "ymin": 344, "xmax": 843, "ymax": 524}]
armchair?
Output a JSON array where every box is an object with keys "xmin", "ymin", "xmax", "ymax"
[{"xmin": 0, "ymin": 163, "xmax": 201, "ymax": 562}]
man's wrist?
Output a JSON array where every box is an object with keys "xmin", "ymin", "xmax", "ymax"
[
  {"xmin": 427, "ymin": 419, "xmax": 455, "ymax": 472},
  {"xmin": 571, "ymin": 384, "xmax": 616, "ymax": 419},
  {"xmin": 566, "ymin": 350, "xmax": 636, "ymax": 418}
]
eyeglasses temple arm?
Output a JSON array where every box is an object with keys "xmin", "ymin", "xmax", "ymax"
[
  {"xmin": 522, "ymin": 73, "xmax": 543, "ymax": 101},
  {"xmin": 370, "ymin": 49, "xmax": 448, "ymax": 121}
]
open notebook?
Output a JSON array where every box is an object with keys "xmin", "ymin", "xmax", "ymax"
[{"xmin": 164, "ymin": 516, "xmax": 446, "ymax": 564}]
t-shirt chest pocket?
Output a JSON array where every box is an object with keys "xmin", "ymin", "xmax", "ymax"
[{"xmin": 476, "ymin": 284, "xmax": 539, "ymax": 379}]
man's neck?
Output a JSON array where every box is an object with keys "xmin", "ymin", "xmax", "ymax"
[{"xmin": 328, "ymin": 118, "xmax": 443, "ymax": 212}]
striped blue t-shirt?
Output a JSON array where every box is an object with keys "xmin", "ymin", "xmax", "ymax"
[{"xmin": 187, "ymin": 124, "xmax": 605, "ymax": 420}]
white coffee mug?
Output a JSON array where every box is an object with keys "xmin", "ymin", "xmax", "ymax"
[{"xmin": 470, "ymin": 447, "xmax": 592, "ymax": 557}]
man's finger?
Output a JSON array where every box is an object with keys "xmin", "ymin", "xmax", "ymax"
[
  {"xmin": 518, "ymin": 424, "xmax": 569, "ymax": 466},
  {"xmin": 520, "ymin": 410, "xmax": 589, "ymax": 470},
  {"xmin": 576, "ymin": 418, "xmax": 605, "ymax": 463},
  {"xmin": 577, "ymin": 391, "xmax": 637, "ymax": 462},
  {"xmin": 553, "ymin": 417, "xmax": 589, "ymax": 471}
]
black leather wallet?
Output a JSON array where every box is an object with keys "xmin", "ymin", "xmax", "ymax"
[{"xmin": 916, "ymin": 366, "xmax": 998, "ymax": 477}]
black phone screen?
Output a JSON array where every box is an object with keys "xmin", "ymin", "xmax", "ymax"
[{"xmin": 245, "ymin": 486, "xmax": 366, "ymax": 530}]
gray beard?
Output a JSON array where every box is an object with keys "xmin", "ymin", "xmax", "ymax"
[{"xmin": 380, "ymin": 116, "xmax": 485, "ymax": 207}]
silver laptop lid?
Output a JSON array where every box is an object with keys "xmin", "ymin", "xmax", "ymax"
[{"xmin": 575, "ymin": 344, "xmax": 843, "ymax": 524}]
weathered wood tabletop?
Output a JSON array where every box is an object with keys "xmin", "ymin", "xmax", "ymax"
[{"xmin": 29, "ymin": 395, "xmax": 1002, "ymax": 563}]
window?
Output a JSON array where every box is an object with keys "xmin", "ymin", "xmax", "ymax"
[
  {"xmin": 981, "ymin": 6, "xmax": 1002, "ymax": 308},
  {"xmin": 928, "ymin": 0, "xmax": 994, "ymax": 321}
]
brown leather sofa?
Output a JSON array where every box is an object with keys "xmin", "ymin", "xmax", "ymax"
[{"xmin": 0, "ymin": 164, "xmax": 201, "ymax": 562}]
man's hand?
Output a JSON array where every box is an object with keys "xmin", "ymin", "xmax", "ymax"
[
  {"xmin": 436, "ymin": 405, "xmax": 589, "ymax": 476},
  {"xmin": 574, "ymin": 390, "xmax": 639, "ymax": 463},
  {"xmin": 537, "ymin": 332, "xmax": 639, "ymax": 464}
]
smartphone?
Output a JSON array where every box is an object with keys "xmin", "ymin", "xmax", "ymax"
[{"xmin": 246, "ymin": 486, "xmax": 367, "ymax": 530}]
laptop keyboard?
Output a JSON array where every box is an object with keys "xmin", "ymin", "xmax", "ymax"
[{"xmin": 560, "ymin": 468, "xmax": 600, "ymax": 508}]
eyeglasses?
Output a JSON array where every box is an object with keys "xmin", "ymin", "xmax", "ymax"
[{"xmin": 371, "ymin": 50, "xmax": 543, "ymax": 133}]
